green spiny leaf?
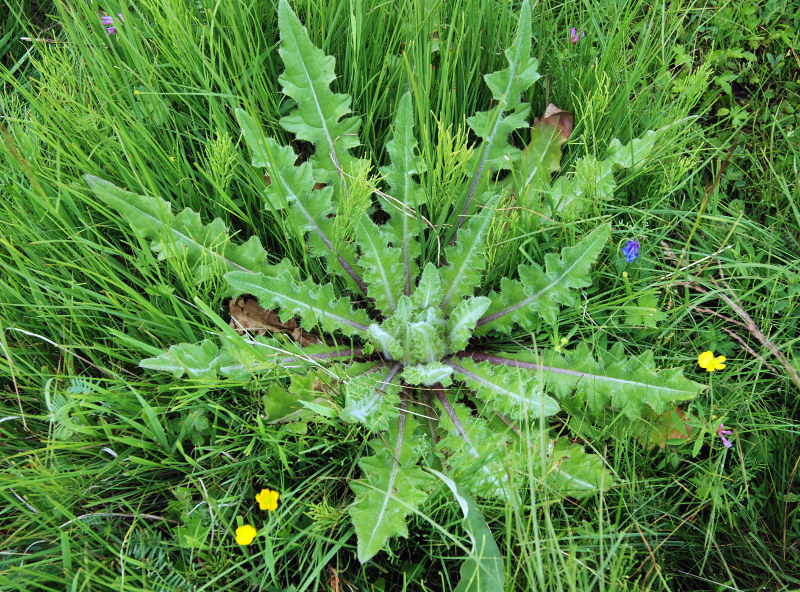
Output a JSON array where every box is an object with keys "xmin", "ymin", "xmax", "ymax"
[
  {"xmin": 340, "ymin": 364, "xmax": 401, "ymax": 431},
  {"xmin": 413, "ymin": 263, "xmax": 443, "ymax": 310},
  {"xmin": 277, "ymin": 0, "xmax": 364, "ymax": 185},
  {"xmin": 447, "ymin": 357, "xmax": 560, "ymax": 419},
  {"xmin": 436, "ymin": 401, "xmax": 511, "ymax": 499},
  {"xmin": 367, "ymin": 324, "xmax": 402, "ymax": 360},
  {"xmin": 481, "ymin": 343, "xmax": 705, "ymax": 418},
  {"xmin": 465, "ymin": 0, "xmax": 539, "ymax": 174},
  {"xmin": 544, "ymin": 438, "xmax": 612, "ymax": 498},
  {"xmin": 357, "ymin": 218, "xmax": 404, "ymax": 315},
  {"xmin": 549, "ymin": 129, "xmax": 660, "ymax": 219},
  {"xmin": 85, "ymin": 175, "xmax": 274, "ymax": 281},
  {"xmin": 408, "ymin": 308, "xmax": 448, "ymax": 363},
  {"xmin": 381, "ymin": 92, "xmax": 426, "ymax": 295},
  {"xmin": 477, "ymin": 224, "xmax": 610, "ymax": 333},
  {"xmin": 401, "ymin": 362, "xmax": 454, "ymax": 387},
  {"xmin": 349, "ymin": 411, "xmax": 436, "ymax": 562},
  {"xmin": 447, "ymin": 297, "xmax": 491, "ymax": 353},
  {"xmin": 227, "ymin": 271, "xmax": 371, "ymax": 337},
  {"xmin": 440, "ymin": 198, "xmax": 498, "ymax": 311},
  {"xmin": 140, "ymin": 339, "xmax": 221, "ymax": 379}
]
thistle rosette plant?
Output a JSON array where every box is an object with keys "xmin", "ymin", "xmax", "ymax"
[{"xmin": 85, "ymin": 0, "xmax": 705, "ymax": 569}]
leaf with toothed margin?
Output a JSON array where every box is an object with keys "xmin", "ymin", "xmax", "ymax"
[
  {"xmin": 367, "ymin": 324, "xmax": 402, "ymax": 360},
  {"xmin": 447, "ymin": 357, "xmax": 560, "ymax": 419},
  {"xmin": 227, "ymin": 271, "xmax": 371, "ymax": 337},
  {"xmin": 349, "ymin": 414, "xmax": 436, "ymax": 562},
  {"xmin": 140, "ymin": 339, "xmax": 221, "ymax": 379},
  {"xmin": 357, "ymin": 218, "xmax": 404, "ymax": 315},
  {"xmin": 436, "ymin": 401, "xmax": 511, "ymax": 500},
  {"xmin": 277, "ymin": 0, "xmax": 366, "ymax": 185},
  {"xmin": 381, "ymin": 92, "xmax": 426, "ymax": 295},
  {"xmin": 340, "ymin": 364, "xmax": 401, "ymax": 431},
  {"xmin": 446, "ymin": 297, "xmax": 490, "ymax": 353},
  {"xmin": 402, "ymin": 362, "xmax": 454, "ymax": 387},
  {"xmin": 140, "ymin": 336, "xmax": 276, "ymax": 379},
  {"xmin": 439, "ymin": 198, "xmax": 498, "ymax": 311},
  {"xmin": 544, "ymin": 438, "xmax": 612, "ymax": 498},
  {"xmin": 486, "ymin": 342, "xmax": 705, "ymax": 418},
  {"xmin": 465, "ymin": 0, "xmax": 539, "ymax": 175},
  {"xmin": 412, "ymin": 263, "xmax": 443, "ymax": 310},
  {"xmin": 477, "ymin": 224, "xmax": 610, "ymax": 333},
  {"xmin": 85, "ymin": 175, "xmax": 279, "ymax": 284}
]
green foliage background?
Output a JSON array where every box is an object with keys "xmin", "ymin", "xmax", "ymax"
[{"xmin": 1, "ymin": 0, "xmax": 798, "ymax": 590}]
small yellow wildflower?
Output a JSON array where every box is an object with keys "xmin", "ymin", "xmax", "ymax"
[
  {"xmin": 235, "ymin": 524, "xmax": 257, "ymax": 545},
  {"xmin": 133, "ymin": 89, "xmax": 140, "ymax": 95},
  {"xmin": 698, "ymin": 350, "xmax": 726, "ymax": 372},
  {"xmin": 169, "ymin": 156, "xmax": 176, "ymax": 162},
  {"xmin": 256, "ymin": 488, "xmax": 280, "ymax": 511}
]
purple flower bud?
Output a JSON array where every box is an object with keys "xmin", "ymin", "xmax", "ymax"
[
  {"xmin": 569, "ymin": 27, "xmax": 586, "ymax": 44},
  {"xmin": 99, "ymin": 13, "xmax": 122, "ymax": 35},
  {"xmin": 717, "ymin": 423, "xmax": 733, "ymax": 449},
  {"xmin": 622, "ymin": 239, "xmax": 640, "ymax": 263}
]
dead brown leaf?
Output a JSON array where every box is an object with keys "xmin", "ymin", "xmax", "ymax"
[{"xmin": 228, "ymin": 295, "xmax": 320, "ymax": 347}]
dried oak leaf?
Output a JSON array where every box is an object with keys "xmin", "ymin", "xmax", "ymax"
[{"xmin": 228, "ymin": 295, "xmax": 320, "ymax": 347}]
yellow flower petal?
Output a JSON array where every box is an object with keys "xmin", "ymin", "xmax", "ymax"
[
  {"xmin": 698, "ymin": 351, "xmax": 726, "ymax": 372},
  {"xmin": 256, "ymin": 488, "xmax": 280, "ymax": 511},
  {"xmin": 235, "ymin": 524, "xmax": 257, "ymax": 545}
]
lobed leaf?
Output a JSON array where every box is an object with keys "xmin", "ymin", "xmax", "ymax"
[
  {"xmin": 85, "ymin": 175, "xmax": 276, "ymax": 282},
  {"xmin": 401, "ymin": 362, "xmax": 454, "ymax": 387},
  {"xmin": 446, "ymin": 297, "xmax": 491, "ymax": 353},
  {"xmin": 440, "ymin": 198, "xmax": 498, "ymax": 311},
  {"xmin": 543, "ymin": 438, "xmax": 613, "ymax": 498},
  {"xmin": 277, "ymin": 0, "xmax": 365, "ymax": 186},
  {"xmin": 477, "ymin": 224, "xmax": 610, "ymax": 333},
  {"xmin": 357, "ymin": 218, "xmax": 404, "ymax": 315},
  {"xmin": 349, "ymin": 411, "xmax": 436, "ymax": 563},
  {"xmin": 436, "ymin": 401, "xmax": 511, "ymax": 499},
  {"xmin": 340, "ymin": 363, "xmax": 402, "ymax": 431},
  {"xmin": 470, "ymin": 343, "xmax": 705, "ymax": 418},
  {"xmin": 227, "ymin": 271, "xmax": 371, "ymax": 337},
  {"xmin": 140, "ymin": 338, "xmax": 260, "ymax": 379},
  {"xmin": 447, "ymin": 357, "xmax": 560, "ymax": 419},
  {"xmin": 412, "ymin": 263, "xmax": 443, "ymax": 310},
  {"xmin": 549, "ymin": 129, "xmax": 660, "ymax": 218},
  {"xmin": 456, "ymin": 0, "xmax": 539, "ymax": 230},
  {"xmin": 380, "ymin": 92, "xmax": 426, "ymax": 295},
  {"xmin": 465, "ymin": 0, "xmax": 539, "ymax": 175}
]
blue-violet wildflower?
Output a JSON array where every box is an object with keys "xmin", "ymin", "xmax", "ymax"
[{"xmin": 622, "ymin": 239, "xmax": 640, "ymax": 262}]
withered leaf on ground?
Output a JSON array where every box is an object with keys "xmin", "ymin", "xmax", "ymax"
[
  {"xmin": 228, "ymin": 295, "xmax": 321, "ymax": 346},
  {"xmin": 534, "ymin": 103, "xmax": 574, "ymax": 141}
]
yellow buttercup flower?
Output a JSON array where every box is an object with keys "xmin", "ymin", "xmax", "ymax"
[
  {"xmin": 698, "ymin": 350, "xmax": 726, "ymax": 372},
  {"xmin": 235, "ymin": 524, "xmax": 257, "ymax": 545},
  {"xmin": 256, "ymin": 488, "xmax": 280, "ymax": 511}
]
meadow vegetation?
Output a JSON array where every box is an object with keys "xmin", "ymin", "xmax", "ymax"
[{"xmin": 1, "ymin": 1, "xmax": 799, "ymax": 590}]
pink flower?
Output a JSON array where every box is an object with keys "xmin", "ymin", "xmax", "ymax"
[
  {"xmin": 717, "ymin": 423, "xmax": 733, "ymax": 449},
  {"xmin": 100, "ymin": 13, "xmax": 123, "ymax": 35},
  {"xmin": 569, "ymin": 27, "xmax": 585, "ymax": 44}
]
